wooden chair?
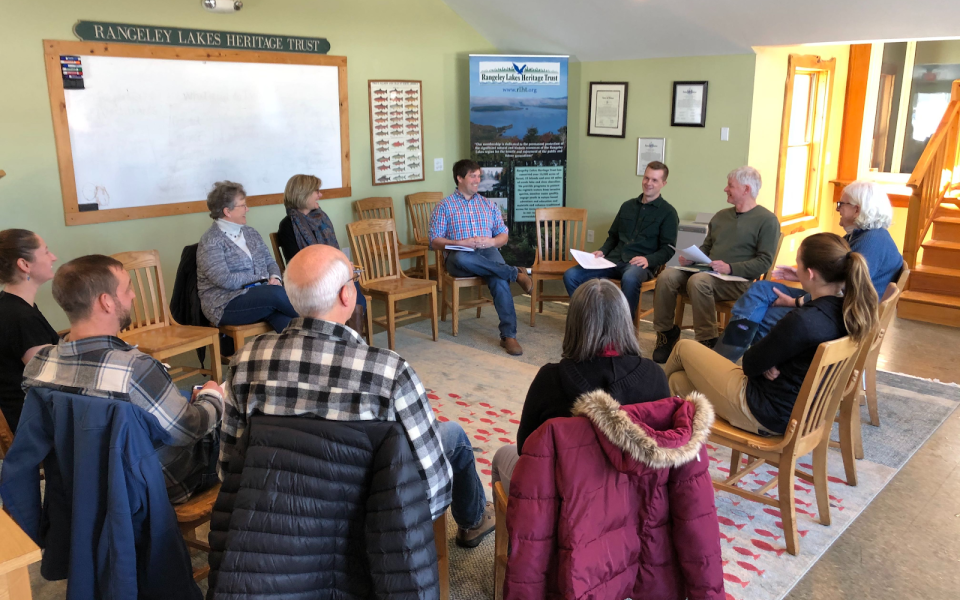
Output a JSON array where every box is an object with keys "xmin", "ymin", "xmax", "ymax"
[
  {"xmin": 347, "ymin": 219, "xmax": 438, "ymax": 350},
  {"xmin": 710, "ymin": 335, "xmax": 861, "ymax": 555},
  {"xmin": 493, "ymin": 481, "xmax": 509, "ymax": 600},
  {"xmin": 0, "ymin": 408, "xmax": 13, "ymax": 459},
  {"xmin": 862, "ymin": 262, "xmax": 910, "ymax": 426},
  {"xmin": 355, "ymin": 196, "xmax": 430, "ymax": 280},
  {"xmin": 0, "ymin": 510, "xmax": 42, "ymax": 600},
  {"xmin": 112, "ymin": 250, "xmax": 222, "ymax": 383},
  {"xmin": 219, "ymin": 322, "xmax": 273, "ymax": 358},
  {"xmin": 610, "ymin": 265, "xmax": 664, "ymax": 335},
  {"xmin": 406, "ymin": 192, "xmax": 444, "ymax": 280},
  {"xmin": 174, "ymin": 483, "xmax": 221, "ymax": 582},
  {"xmin": 529, "ymin": 207, "xmax": 586, "ymax": 327},
  {"xmin": 675, "ymin": 234, "xmax": 784, "ymax": 332},
  {"xmin": 269, "ymin": 232, "xmax": 285, "ymax": 275},
  {"xmin": 436, "ymin": 248, "xmax": 495, "ymax": 337},
  {"xmin": 433, "ymin": 512, "xmax": 450, "ymax": 600},
  {"xmin": 834, "ymin": 283, "xmax": 901, "ymax": 485}
]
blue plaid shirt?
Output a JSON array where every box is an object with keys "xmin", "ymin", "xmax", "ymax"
[{"xmin": 428, "ymin": 189, "xmax": 508, "ymax": 248}]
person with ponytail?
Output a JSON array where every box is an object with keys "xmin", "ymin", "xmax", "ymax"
[
  {"xmin": 0, "ymin": 229, "xmax": 60, "ymax": 431},
  {"xmin": 663, "ymin": 232, "xmax": 879, "ymax": 435}
]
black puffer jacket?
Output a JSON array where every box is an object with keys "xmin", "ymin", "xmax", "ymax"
[{"xmin": 208, "ymin": 415, "xmax": 441, "ymax": 600}]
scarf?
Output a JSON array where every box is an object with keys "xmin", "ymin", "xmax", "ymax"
[{"xmin": 287, "ymin": 207, "xmax": 339, "ymax": 251}]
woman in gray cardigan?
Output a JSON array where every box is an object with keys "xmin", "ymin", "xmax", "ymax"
[{"xmin": 196, "ymin": 181, "xmax": 298, "ymax": 336}]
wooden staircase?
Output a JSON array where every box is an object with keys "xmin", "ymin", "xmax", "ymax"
[{"xmin": 899, "ymin": 83, "xmax": 960, "ymax": 326}]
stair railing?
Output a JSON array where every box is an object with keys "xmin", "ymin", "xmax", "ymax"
[{"xmin": 903, "ymin": 80, "xmax": 960, "ymax": 269}]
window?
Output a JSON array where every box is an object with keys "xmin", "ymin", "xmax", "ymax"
[{"xmin": 775, "ymin": 55, "xmax": 835, "ymax": 224}]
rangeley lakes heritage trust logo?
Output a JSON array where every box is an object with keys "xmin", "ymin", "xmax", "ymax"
[{"xmin": 478, "ymin": 61, "xmax": 561, "ymax": 85}]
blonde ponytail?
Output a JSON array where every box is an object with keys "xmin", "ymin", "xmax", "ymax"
[{"xmin": 841, "ymin": 252, "xmax": 879, "ymax": 343}]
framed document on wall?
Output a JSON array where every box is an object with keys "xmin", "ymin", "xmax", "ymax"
[
  {"xmin": 637, "ymin": 138, "xmax": 666, "ymax": 176},
  {"xmin": 587, "ymin": 82, "xmax": 628, "ymax": 137},
  {"xmin": 671, "ymin": 81, "xmax": 708, "ymax": 127}
]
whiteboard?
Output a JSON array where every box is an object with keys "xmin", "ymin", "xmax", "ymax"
[{"xmin": 43, "ymin": 41, "xmax": 350, "ymax": 225}]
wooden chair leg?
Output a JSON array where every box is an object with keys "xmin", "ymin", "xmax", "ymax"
[
  {"xmin": 529, "ymin": 277, "xmax": 538, "ymax": 327},
  {"xmin": 865, "ymin": 364, "xmax": 880, "ymax": 426},
  {"xmin": 364, "ymin": 295, "xmax": 374, "ymax": 346},
  {"xmin": 674, "ymin": 297, "xmax": 685, "ymax": 329},
  {"xmin": 430, "ymin": 288, "xmax": 438, "ymax": 342},
  {"xmin": 451, "ymin": 285, "xmax": 461, "ymax": 337},
  {"xmin": 433, "ymin": 513, "xmax": 449, "ymax": 600},
  {"xmin": 729, "ymin": 449, "xmax": 742, "ymax": 477},
  {"xmin": 854, "ymin": 394, "xmax": 865, "ymax": 460},
  {"xmin": 538, "ymin": 280, "xmax": 544, "ymax": 314},
  {"xmin": 386, "ymin": 299, "xmax": 396, "ymax": 351},
  {"xmin": 779, "ymin": 457, "xmax": 800, "ymax": 556},
  {"xmin": 476, "ymin": 286, "xmax": 482, "ymax": 318},
  {"xmin": 813, "ymin": 443, "xmax": 832, "ymax": 526},
  {"xmin": 494, "ymin": 510, "xmax": 508, "ymax": 600},
  {"xmin": 440, "ymin": 280, "xmax": 448, "ymax": 322},
  {"xmin": 838, "ymin": 397, "xmax": 858, "ymax": 486},
  {"xmin": 209, "ymin": 338, "xmax": 223, "ymax": 383}
]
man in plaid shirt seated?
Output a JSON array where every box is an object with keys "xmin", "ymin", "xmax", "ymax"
[
  {"xmin": 429, "ymin": 159, "xmax": 534, "ymax": 356},
  {"xmin": 22, "ymin": 255, "xmax": 224, "ymax": 504},
  {"xmin": 221, "ymin": 244, "xmax": 496, "ymax": 548}
]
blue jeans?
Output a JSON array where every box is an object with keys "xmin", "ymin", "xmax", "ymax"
[
  {"xmin": 438, "ymin": 421, "xmax": 486, "ymax": 529},
  {"xmin": 219, "ymin": 284, "xmax": 299, "ymax": 333},
  {"xmin": 445, "ymin": 248, "xmax": 518, "ymax": 339},
  {"xmin": 730, "ymin": 281, "xmax": 807, "ymax": 342},
  {"xmin": 563, "ymin": 263, "xmax": 653, "ymax": 321}
]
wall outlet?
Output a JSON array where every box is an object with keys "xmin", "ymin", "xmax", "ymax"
[
  {"xmin": 586, "ymin": 230, "xmax": 595, "ymax": 243},
  {"xmin": 434, "ymin": 158, "xmax": 444, "ymax": 171},
  {"xmin": 720, "ymin": 127, "xmax": 729, "ymax": 141},
  {"xmin": 790, "ymin": 238, "xmax": 796, "ymax": 252}
]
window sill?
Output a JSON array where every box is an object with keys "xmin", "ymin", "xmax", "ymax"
[{"xmin": 778, "ymin": 215, "xmax": 818, "ymax": 235}]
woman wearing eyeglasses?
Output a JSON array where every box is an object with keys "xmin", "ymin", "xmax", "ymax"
[
  {"xmin": 277, "ymin": 174, "xmax": 367, "ymax": 335},
  {"xmin": 714, "ymin": 180, "xmax": 902, "ymax": 361}
]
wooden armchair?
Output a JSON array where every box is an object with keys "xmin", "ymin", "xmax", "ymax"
[
  {"xmin": 347, "ymin": 218, "xmax": 438, "ymax": 350},
  {"xmin": 529, "ymin": 207, "xmax": 586, "ymax": 327},
  {"xmin": 710, "ymin": 335, "xmax": 861, "ymax": 555},
  {"xmin": 174, "ymin": 483, "xmax": 221, "ymax": 581},
  {"xmin": 355, "ymin": 196, "xmax": 430, "ymax": 279},
  {"xmin": 405, "ymin": 192, "xmax": 444, "ymax": 280},
  {"xmin": 112, "ymin": 250, "xmax": 222, "ymax": 383}
]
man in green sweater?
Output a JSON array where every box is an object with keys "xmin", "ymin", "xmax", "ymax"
[
  {"xmin": 562, "ymin": 162, "xmax": 679, "ymax": 322},
  {"xmin": 652, "ymin": 166, "xmax": 780, "ymax": 363}
]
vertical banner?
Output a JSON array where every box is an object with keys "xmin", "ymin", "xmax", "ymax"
[{"xmin": 469, "ymin": 55, "xmax": 568, "ymax": 266}]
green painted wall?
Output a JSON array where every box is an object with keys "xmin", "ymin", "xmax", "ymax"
[
  {"xmin": 566, "ymin": 54, "xmax": 757, "ymax": 251},
  {"xmin": 0, "ymin": 0, "xmax": 494, "ymax": 329}
]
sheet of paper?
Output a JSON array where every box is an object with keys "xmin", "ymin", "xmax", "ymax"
[
  {"xmin": 570, "ymin": 248, "xmax": 617, "ymax": 269},
  {"xmin": 670, "ymin": 244, "xmax": 712, "ymax": 264},
  {"xmin": 445, "ymin": 245, "xmax": 475, "ymax": 252}
]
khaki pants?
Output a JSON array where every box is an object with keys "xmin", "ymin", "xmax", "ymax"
[
  {"xmin": 653, "ymin": 268, "xmax": 751, "ymax": 340},
  {"xmin": 663, "ymin": 339, "xmax": 767, "ymax": 434}
]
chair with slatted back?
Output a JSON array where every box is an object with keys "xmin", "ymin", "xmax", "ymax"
[
  {"xmin": 347, "ymin": 219, "xmax": 438, "ymax": 350},
  {"xmin": 675, "ymin": 233, "xmax": 784, "ymax": 332},
  {"xmin": 355, "ymin": 197, "xmax": 430, "ymax": 280},
  {"xmin": 529, "ymin": 208, "xmax": 586, "ymax": 327},
  {"xmin": 269, "ymin": 232, "xmax": 285, "ymax": 275},
  {"xmin": 833, "ymin": 283, "xmax": 900, "ymax": 486},
  {"xmin": 710, "ymin": 335, "xmax": 861, "ymax": 555},
  {"xmin": 861, "ymin": 261, "xmax": 909, "ymax": 426},
  {"xmin": 406, "ymin": 192, "xmax": 444, "ymax": 280},
  {"xmin": 111, "ymin": 250, "xmax": 222, "ymax": 383}
]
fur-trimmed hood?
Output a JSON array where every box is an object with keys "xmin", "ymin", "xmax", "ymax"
[{"xmin": 571, "ymin": 390, "xmax": 714, "ymax": 472}]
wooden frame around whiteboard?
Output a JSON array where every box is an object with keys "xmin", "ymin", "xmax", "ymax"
[
  {"xmin": 42, "ymin": 40, "xmax": 351, "ymax": 226},
  {"xmin": 368, "ymin": 80, "xmax": 424, "ymax": 186}
]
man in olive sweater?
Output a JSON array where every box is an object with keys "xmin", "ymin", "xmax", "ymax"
[
  {"xmin": 563, "ymin": 162, "xmax": 678, "ymax": 321},
  {"xmin": 652, "ymin": 166, "xmax": 780, "ymax": 363}
]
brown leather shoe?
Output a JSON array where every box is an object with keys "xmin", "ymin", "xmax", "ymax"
[
  {"xmin": 515, "ymin": 267, "xmax": 534, "ymax": 294},
  {"xmin": 500, "ymin": 337, "xmax": 523, "ymax": 356}
]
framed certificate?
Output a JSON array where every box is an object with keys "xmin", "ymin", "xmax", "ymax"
[
  {"xmin": 671, "ymin": 81, "xmax": 708, "ymax": 127},
  {"xmin": 587, "ymin": 82, "xmax": 628, "ymax": 137},
  {"xmin": 636, "ymin": 138, "xmax": 666, "ymax": 176}
]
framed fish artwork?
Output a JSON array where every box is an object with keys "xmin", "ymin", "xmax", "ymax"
[{"xmin": 368, "ymin": 80, "xmax": 424, "ymax": 185}]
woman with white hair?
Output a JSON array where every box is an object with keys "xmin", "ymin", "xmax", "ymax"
[{"xmin": 714, "ymin": 180, "xmax": 902, "ymax": 362}]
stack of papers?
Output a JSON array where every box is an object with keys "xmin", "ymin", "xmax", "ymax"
[
  {"xmin": 570, "ymin": 249, "xmax": 616, "ymax": 269},
  {"xmin": 669, "ymin": 244, "xmax": 748, "ymax": 282}
]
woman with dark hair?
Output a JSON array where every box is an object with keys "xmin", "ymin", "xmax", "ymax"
[
  {"xmin": 664, "ymin": 232, "xmax": 879, "ymax": 435},
  {"xmin": 490, "ymin": 279, "xmax": 670, "ymax": 493},
  {"xmin": 0, "ymin": 229, "xmax": 60, "ymax": 431},
  {"xmin": 196, "ymin": 181, "xmax": 298, "ymax": 341},
  {"xmin": 276, "ymin": 174, "xmax": 367, "ymax": 333}
]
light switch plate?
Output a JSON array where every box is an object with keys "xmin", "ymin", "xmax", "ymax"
[
  {"xmin": 434, "ymin": 158, "xmax": 444, "ymax": 171},
  {"xmin": 586, "ymin": 230, "xmax": 595, "ymax": 243},
  {"xmin": 720, "ymin": 127, "xmax": 729, "ymax": 141}
]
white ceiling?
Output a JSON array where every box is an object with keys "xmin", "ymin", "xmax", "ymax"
[{"xmin": 442, "ymin": 0, "xmax": 960, "ymax": 61}]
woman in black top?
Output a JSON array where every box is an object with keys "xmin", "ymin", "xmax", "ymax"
[
  {"xmin": 277, "ymin": 174, "xmax": 367, "ymax": 332},
  {"xmin": 491, "ymin": 279, "xmax": 670, "ymax": 493},
  {"xmin": 663, "ymin": 232, "xmax": 879, "ymax": 435},
  {"xmin": 0, "ymin": 229, "xmax": 60, "ymax": 431}
]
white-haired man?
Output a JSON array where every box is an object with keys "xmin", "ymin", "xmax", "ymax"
[
  {"xmin": 652, "ymin": 166, "xmax": 780, "ymax": 363},
  {"xmin": 220, "ymin": 244, "xmax": 496, "ymax": 548}
]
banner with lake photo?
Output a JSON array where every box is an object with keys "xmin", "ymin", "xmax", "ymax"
[{"xmin": 469, "ymin": 54, "xmax": 568, "ymax": 266}]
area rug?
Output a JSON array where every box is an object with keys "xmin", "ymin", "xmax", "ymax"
[{"xmin": 388, "ymin": 297, "xmax": 960, "ymax": 600}]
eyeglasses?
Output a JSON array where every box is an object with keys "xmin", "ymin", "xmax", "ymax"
[
  {"xmin": 350, "ymin": 266, "xmax": 363, "ymax": 283},
  {"xmin": 835, "ymin": 201, "xmax": 853, "ymax": 212}
]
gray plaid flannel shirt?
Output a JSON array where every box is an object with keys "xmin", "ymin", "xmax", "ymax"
[
  {"xmin": 222, "ymin": 317, "xmax": 453, "ymax": 520},
  {"xmin": 22, "ymin": 336, "xmax": 222, "ymax": 503}
]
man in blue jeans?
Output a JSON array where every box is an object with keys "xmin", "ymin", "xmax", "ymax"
[
  {"xmin": 562, "ymin": 162, "xmax": 678, "ymax": 322},
  {"xmin": 223, "ymin": 244, "xmax": 495, "ymax": 548},
  {"xmin": 429, "ymin": 159, "xmax": 534, "ymax": 356}
]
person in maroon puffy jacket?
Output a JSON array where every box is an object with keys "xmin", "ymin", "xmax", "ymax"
[{"xmin": 503, "ymin": 390, "xmax": 724, "ymax": 600}]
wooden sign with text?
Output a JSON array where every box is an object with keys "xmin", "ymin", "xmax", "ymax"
[{"xmin": 73, "ymin": 20, "xmax": 329, "ymax": 54}]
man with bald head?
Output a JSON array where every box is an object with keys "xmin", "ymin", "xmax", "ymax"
[{"xmin": 221, "ymin": 245, "xmax": 496, "ymax": 547}]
